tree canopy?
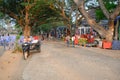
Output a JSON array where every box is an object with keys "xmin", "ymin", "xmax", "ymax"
[
  {"xmin": 0, "ymin": 0, "xmax": 63, "ymax": 36},
  {"xmin": 0, "ymin": 0, "xmax": 120, "ymax": 41}
]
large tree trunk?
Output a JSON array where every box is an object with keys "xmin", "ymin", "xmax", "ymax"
[
  {"xmin": 24, "ymin": 3, "xmax": 31, "ymax": 38},
  {"xmin": 24, "ymin": 26, "xmax": 31, "ymax": 38},
  {"xmin": 98, "ymin": 0, "xmax": 120, "ymax": 42},
  {"xmin": 76, "ymin": 0, "xmax": 107, "ymax": 38},
  {"xmin": 105, "ymin": 20, "xmax": 114, "ymax": 41},
  {"xmin": 74, "ymin": 0, "xmax": 120, "ymax": 42}
]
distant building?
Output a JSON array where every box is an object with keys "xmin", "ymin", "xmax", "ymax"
[{"xmin": 77, "ymin": 19, "xmax": 91, "ymax": 35}]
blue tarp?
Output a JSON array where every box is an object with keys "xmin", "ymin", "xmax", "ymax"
[
  {"xmin": 112, "ymin": 40, "xmax": 120, "ymax": 50},
  {"xmin": 114, "ymin": 16, "xmax": 120, "ymax": 25}
]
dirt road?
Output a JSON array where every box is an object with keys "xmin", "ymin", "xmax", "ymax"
[
  {"xmin": 23, "ymin": 41, "xmax": 120, "ymax": 80},
  {"xmin": 0, "ymin": 41, "xmax": 120, "ymax": 80}
]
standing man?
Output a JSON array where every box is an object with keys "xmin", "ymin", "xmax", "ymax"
[
  {"xmin": 65, "ymin": 35, "xmax": 70, "ymax": 47},
  {"xmin": 6, "ymin": 34, "xmax": 11, "ymax": 50},
  {"xmin": 71, "ymin": 34, "xmax": 75, "ymax": 47},
  {"xmin": 1, "ymin": 34, "xmax": 6, "ymax": 50}
]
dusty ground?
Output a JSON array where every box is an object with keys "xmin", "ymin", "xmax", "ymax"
[
  {"xmin": 0, "ymin": 46, "xmax": 4, "ymax": 56},
  {"xmin": 23, "ymin": 41, "xmax": 120, "ymax": 80},
  {"xmin": 0, "ymin": 40, "xmax": 120, "ymax": 80},
  {"xmin": 0, "ymin": 50, "xmax": 28, "ymax": 80}
]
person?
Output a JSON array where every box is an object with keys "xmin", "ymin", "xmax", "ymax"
[
  {"xmin": 1, "ymin": 34, "xmax": 6, "ymax": 50},
  {"xmin": 9, "ymin": 35, "xmax": 15, "ymax": 50},
  {"xmin": 71, "ymin": 34, "xmax": 75, "ymax": 47},
  {"xmin": 23, "ymin": 36, "xmax": 32, "ymax": 43},
  {"xmin": 6, "ymin": 34, "xmax": 11, "ymax": 50},
  {"xmin": 65, "ymin": 35, "xmax": 70, "ymax": 47},
  {"xmin": 74, "ymin": 34, "xmax": 79, "ymax": 46}
]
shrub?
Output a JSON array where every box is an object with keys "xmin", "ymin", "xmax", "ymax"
[{"xmin": 12, "ymin": 35, "xmax": 22, "ymax": 53}]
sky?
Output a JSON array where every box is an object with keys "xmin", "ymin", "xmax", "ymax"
[{"xmin": 0, "ymin": 18, "xmax": 15, "ymax": 29}]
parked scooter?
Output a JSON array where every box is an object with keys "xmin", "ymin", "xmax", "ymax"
[
  {"xmin": 22, "ymin": 42, "xmax": 30, "ymax": 60},
  {"xmin": 22, "ymin": 36, "xmax": 41, "ymax": 60}
]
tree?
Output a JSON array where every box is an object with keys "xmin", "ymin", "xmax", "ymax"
[
  {"xmin": 97, "ymin": 0, "xmax": 120, "ymax": 41},
  {"xmin": 0, "ymin": 0, "xmax": 61, "ymax": 39},
  {"xmin": 0, "ymin": 0, "xmax": 35, "ymax": 37},
  {"xmin": 54, "ymin": 0, "xmax": 74, "ymax": 35},
  {"xmin": 74, "ymin": 0, "xmax": 120, "ymax": 42}
]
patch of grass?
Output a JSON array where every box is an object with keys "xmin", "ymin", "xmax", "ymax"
[{"xmin": 12, "ymin": 35, "xmax": 22, "ymax": 53}]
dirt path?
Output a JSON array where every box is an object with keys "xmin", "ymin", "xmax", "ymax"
[{"xmin": 0, "ymin": 50, "xmax": 29, "ymax": 80}]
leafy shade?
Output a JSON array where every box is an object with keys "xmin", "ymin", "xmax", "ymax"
[
  {"xmin": 29, "ymin": 0, "xmax": 61, "ymax": 27},
  {"xmin": 32, "ymin": 21, "xmax": 64, "ymax": 35},
  {"xmin": 105, "ymin": 1, "xmax": 116, "ymax": 13},
  {"xmin": 0, "ymin": 12, "xmax": 4, "ymax": 19},
  {"xmin": 95, "ymin": 0, "xmax": 117, "ymax": 20},
  {"xmin": 95, "ymin": 9, "xmax": 106, "ymax": 21}
]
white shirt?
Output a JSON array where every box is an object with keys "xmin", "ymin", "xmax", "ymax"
[{"xmin": 71, "ymin": 36, "xmax": 75, "ymax": 41}]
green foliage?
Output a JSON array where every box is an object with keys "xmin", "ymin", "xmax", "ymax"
[
  {"xmin": 16, "ymin": 34, "xmax": 21, "ymax": 40},
  {"xmin": 12, "ymin": 42, "xmax": 22, "ymax": 53},
  {"xmin": 32, "ymin": 23, "xmax": 52, "ymax": 34},
  {"xmin": 0, "ymin": 12, "xmax": 4, "ymax": 19},
  {"xmin": 14, "ymin": 24, "xmax": 22, "ymax": 35},
  {"xmin": 78, "ymin": 38, "xmax": 88, "ymax": 45},
  {"xmin": 95, "ymin": 0, "xmax": 117, "ymax": 20},
  {"xmin": 2, "ymin": 0, "xmax": 23, "ymax": 15},
  {"xmin": 31, "ymin": 21, "xmax": 64, "ymax": 34},
  {"xmin": 12, "ymin": 34, "xmax": 22, "ymax": 53},
  {"xmin": 95, "ymin": 9, "xmax": 106, "ymax": 20},
  {"xmin": 12, "ymin": 41, "xmax": 22, "ymax": 53},
  {"xmin": 41, "ymin": 24, "xmax": 52, "ymax": 32},
  {"xmin": 0, "ymin": 0, "xmax": 74, "ymax": 36},
  {"xmin": 0, "ymin": 0, "xmax": 61, "ymax": 35},
  {"xmin": 104, "ymin": 1, "xmax": 116, "ymax": 13},
  {"xmin": 20, "ymin": 2, "xmax": 30, "ymax": 6}
]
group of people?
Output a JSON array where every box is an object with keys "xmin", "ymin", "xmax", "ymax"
[
  {"xmin": 0, "ymin": 34, "xmax": 16, "ymax": 50},
  {"xmin": 22, "ymin": 35, "xmax": 40, "ymax": 44},
  {"xmin": 0, "ymin": 34, "xmax": 42, "ymax": 50},
  {"xmin": 65, "ymin": 33, "xmax": 96, "ymax": 47},
  {"xmin": 65, "ymin": 34, "xmax": 79, "ymax": 47}
]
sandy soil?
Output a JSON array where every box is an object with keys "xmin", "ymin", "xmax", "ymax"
[{"xmin": 0, "ymin": 50, "xmax": 28, "ymax": 80}]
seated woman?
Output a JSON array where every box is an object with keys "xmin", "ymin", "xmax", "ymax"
[{"xmin": 23, "ymin": 36, "xmax": 32, "ymax": 43}]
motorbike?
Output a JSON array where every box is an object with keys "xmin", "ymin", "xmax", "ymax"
[
  {"xmin": 22, "ymin": 42, "xmax": 30, "ymax": 60},
  {"xmin": 22, "ymin": 40, "xmax": 41, "ymax": 60}
]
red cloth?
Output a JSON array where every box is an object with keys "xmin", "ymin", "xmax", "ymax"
[
  {"xmin": 102, "ymin": 41, "xmax": 112, "ymax": 49},
  {"xmin": 86, "ymin": 34, "xmax": 94, "ymax": 43},
  {"xmin": 33, "ymin": 36, "xmax": 39, "ymax": 40},
  {"xmin": 74, "ymin": 36, "xmax": 78, "ymax": 45}
]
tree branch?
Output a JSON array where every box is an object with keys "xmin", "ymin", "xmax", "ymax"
[
  {"xmin": 98, "ymin": 0, "xmax": 110, "ymax": 19},
  {"xmin": 110, "ymin": 0, "xmax": 120, "ymax": 19},
  {"xmin": 74, "ymin": 0, "xmax": 107, "ymax": 38}
]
